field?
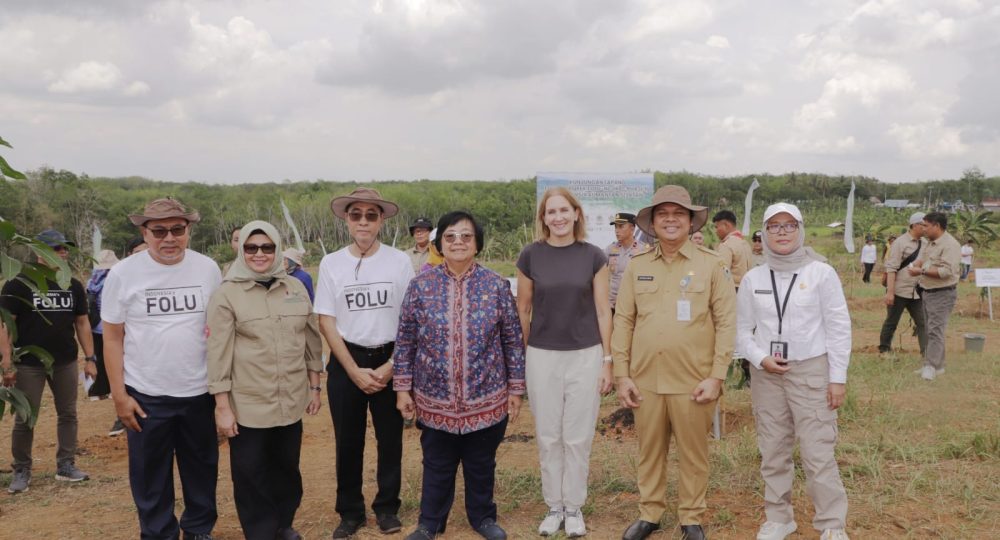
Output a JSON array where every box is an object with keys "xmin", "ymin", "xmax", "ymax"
[{"xmin": 1, "ymin": 250, "xmax": 998, "ymax": 539}]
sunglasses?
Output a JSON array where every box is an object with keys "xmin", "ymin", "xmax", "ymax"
[
  {"xmin": 244, "ymin": 243, "xmax": 277, "ymax": 255},
  {"xmin": 443, "ymin": 232, "xmax": 475, "ymax": 244},
  {"xmin": 146, "ymin": 225, "xmax": 188, "ymax": 239},
  {"xmin": 765, "ymin": 222, "xmax": 800, "ymax": 234},
  {"xmin": 348, "ymin": 211, "xmax": 381, "ymax": 222}
]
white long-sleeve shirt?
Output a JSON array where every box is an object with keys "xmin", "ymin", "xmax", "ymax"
[
  {"xmin": 860, "ymin": 244, "xmax": 877, "ymax": 264},
  {"xmin": 736, "ymin": 260, "xmax": 852, "ymax": 383}
]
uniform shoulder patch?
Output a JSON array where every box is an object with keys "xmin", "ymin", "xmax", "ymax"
[{"xmin": 696, "ymin": 244, "xmax": 721, "ymax": 257}]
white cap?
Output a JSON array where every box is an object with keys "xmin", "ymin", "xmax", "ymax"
[
  {"xmin": 763, "ymin": 202, "xmax": 803, "ymax": 224},
  {"xmin": 282, "ymin": 248, "xmax": 305, "ymax": 266},
  {"xmin": 908, "ymin": 212, "xmax": 926, "ymax": 225}
]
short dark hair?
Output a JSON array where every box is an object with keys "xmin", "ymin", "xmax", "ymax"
[
  {"xmin": 712, "ymin": 210, "xmax": 737, "ymax": 225},
  {"xmin": 433, "ymin": 211, "xmax": 484, "ymax": 256},
  {"xmin": 124, "ymin": 236, "xmax": 146, "ymax": 255},
  {"xmin": 923, "ymin": 212, "xmax": 948, "ymax": 230},
  {"xmin": 231, "ymin": 225, "xmax": 243, "ymax": 234}
]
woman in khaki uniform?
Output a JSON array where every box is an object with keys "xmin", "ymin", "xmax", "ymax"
[{"xmin": 207, "ymin": 220, "xmax": 324, "ymax": 540}]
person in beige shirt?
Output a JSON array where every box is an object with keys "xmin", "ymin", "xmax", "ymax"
[
  {"xmin": 878, "ymin": 212, "xmax": 928, "ymax": 355},
  {"xmin": 711, "ymin": 209, "xmax": 753, "ymax": 289},
  {"xmin": 207, "ymin": 220, "xmax": 323, "ymax": 540},
  {"xmin": 613, "ymin": 185, "xmax": 736, "ymax": 540},
  {"xmin": 907, "ymin": 212, "xmax": 961, "ymax": 381}
]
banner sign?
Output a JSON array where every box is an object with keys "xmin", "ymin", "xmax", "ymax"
[
  {"xmin": 536, "ymin": 172, "xmax": 655, "ymax": 249},
  {"xmin": 975, "ymin": 268, "xmax": 1000, "ymax": 288}
]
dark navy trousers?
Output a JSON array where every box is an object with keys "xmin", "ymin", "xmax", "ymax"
[
  {"xmin": 418, "ymin": 417, "xmax": 508, "ymax": 534},
  {"xmin": 126, "ymin": 387, "xmax": 218, "ymax": 540}
]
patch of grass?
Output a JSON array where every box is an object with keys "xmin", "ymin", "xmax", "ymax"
[{"xmin": 494, "ymin": 468, "xmax": 543, "ymax": 512}]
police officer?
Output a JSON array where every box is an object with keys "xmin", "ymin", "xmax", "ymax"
[{"xmin": 613, "ymin": 186, "xmax": 736, "ymax": 540}]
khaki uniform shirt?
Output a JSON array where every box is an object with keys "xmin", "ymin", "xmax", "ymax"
[
  {"xmin": 207, "ymin": 276, "xmax": 323, "ymax": 428},
  {"xmin": 611, "ymin": 241, "xmax": 736, "ymax": 394},
  {"xmin": 918, "ymin": 231, "xmax": 961, "ymax": 290},
  {"xmin": 716, "ymin": 232, "xmax": 753, "ymax": 288},
  {"xmin": 407, "ymin": 246, "xmax": 429, "ymax": 274},
  {"xmin": 884, "ymin": 232, "xmax": 926, "ymax": 299}
]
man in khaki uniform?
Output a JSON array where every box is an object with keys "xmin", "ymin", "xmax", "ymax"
[
  {"xmin": 613, "ymin": 186, "xmax": 736, "ymax": 540},
  {"xmin": 878, "ymin": 212, "xmax": 928, "ymax": 355},
  {"xmin": 711, "ymin": 210, "xmax": 752, "ymax": 290},
  {"xmin": 908, "ymin": 212, "xmax": 961, "ymax": 381}
]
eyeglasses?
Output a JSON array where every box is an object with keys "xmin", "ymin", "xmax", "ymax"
[
  {"xmin": 348, "ymin": 211, "xmax": 381, "ymax": 222},
  {"xmin": 52, "ymin": 245, "xmax": 69, "ymax": 253},
  {"xmin": 244, "ymin": 243, "xmax": 276, "ymax": 255},
  {"xmin": 765, "ymin": 222, "xmax": 800, "ymax": 234},
  {"xmin": 146, "ymin": 225, "xmax": 188, "ymax": 239},
  {"xmin": 443, "ymin": 232, "xmax": 475, "ymax": 244}
]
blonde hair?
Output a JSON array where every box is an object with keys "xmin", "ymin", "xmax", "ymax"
[{"xmin": 535, "ymin": 186, "xmax": 587, "ymax": 242}]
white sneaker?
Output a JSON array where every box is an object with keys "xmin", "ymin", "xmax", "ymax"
[
  {"xmin": 564, "ymin": 509, "xmax": 586, "ymax": 537},
  {"xmin": 538, "ymin": 508, "xmax": 564, "ymax": 536},
  {"xmin": 820, "ymin": 529, "xmax": 850, "ymax": 540},
  {"xmin": 920, "ymin": 365, "xmax": 936, "ymax": 380},
  {"xmin": 757, "ymin": 521, "xmax": 797, "ymax": 540}
]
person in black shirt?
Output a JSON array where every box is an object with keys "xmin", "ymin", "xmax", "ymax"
[{"xmin": 1, "ymin": 229, "xmax": 96, "ymax": 494}]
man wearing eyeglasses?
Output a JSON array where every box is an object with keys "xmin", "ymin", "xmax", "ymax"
[
  {"xmin": 100, "ymin": 197, "xmax": 222, "ymax": 540},
  {"xmin": 314, "ymin": 187, "xmax": 415, "ymax": 539},
  {"xmin": 2, "ymin": 229, "xmax": 96, "ymax": 494}
]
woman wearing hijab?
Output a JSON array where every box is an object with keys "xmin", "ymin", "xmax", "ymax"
[
  {"xmin": 207, "ymin": 221, "xmax": 324, "ymax": 540},
  {"xmin": 736, "ymin": 203, "xmax": 851, "ymax": 540}
]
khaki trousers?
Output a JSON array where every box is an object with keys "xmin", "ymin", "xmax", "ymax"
[
  {"xmin": 526, "ymin": 345, "xmax": 602, "ymax": 510},
  {"xmin": 751, "ymin": 354, "xmax": 848, "ymax": 531},
  {"xmin": 921, "ymin": 287, "xmax": 957, "ymax": 370},
  {"xmin": 634, "ymin": 390, "xmax": 714, "ymax": 525}
]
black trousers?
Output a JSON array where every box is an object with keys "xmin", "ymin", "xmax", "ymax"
[
  {"xmin": 418, "ymin": 418, "xmax": 507, "ymax": 534},
  {"xmin": 327, "ymin": 342, "xmax": 402, "ymax": 521},
  {"xmin": 87, "ymin": 332, "xmax": 111, "ymax": 398},
  {"xmin": 862, "ymin": 263, "xmax": 875, "ymax": 283},
  {"xmin": 879, "ymin": 295, "xmax": 928, "ymax": 354},
  {"xmin": 126, "ymin": 387, "xmax": 218, "ymax": 540},
  {"xmin": 229, "ymin": 421, "xmax": 304, "ymax": 540}
]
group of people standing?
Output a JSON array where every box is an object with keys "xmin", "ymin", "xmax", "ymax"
[{"xmin": 1, "ymin": 183, "xmax": 868, "ymax": 540}]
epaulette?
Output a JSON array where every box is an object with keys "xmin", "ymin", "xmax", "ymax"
[{"xmin": 696, "ymin": 244, "xmax": 721, "ymax": 258}]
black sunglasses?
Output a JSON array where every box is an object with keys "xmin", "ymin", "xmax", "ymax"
[
  {"xmin": 348, "ymin": 211, "xmax": 381, "ymax": 222},
  {"xmin": 146, "ymin": 225, "xmax": 188, "ymax": 239},
  {"xmin": 244, "ymin": 243, "xmax": 277, "ymax": 255}
]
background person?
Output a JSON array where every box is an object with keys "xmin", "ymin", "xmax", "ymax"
[
  {"xmin": 690, "ymin": 231, "xmax": 705, "ymax": 246},
  {"xmin": 751, "ymin": 230, "xmax": 765, "ymax": 267},
  {"xmin": 908, "ymin": 212, "xmax": 961, "ymax": 381},
  {"xmin": 406, "ymin": 217, "xmax": 434, "ymax": 273},
  {"xmin": 712, "ymin": 210, "xmax": 752, "ymax": 290},
  {"xmin": 605, "ymin": 212, "xmax": 647, "ymax": 315},
  {"xmin": 878, "ymin": 213, "xmax": 927, "ymax": 356},
  {"xmin": 394, "ymin": 211, "xmax": 525, "ymax": 540},
  {"xmin": 86, "ymin": 249, "xmax": 124, "ymax": 436},
  {"xmin": 860, "ymin": 237, "xmax": 877, "ymax": 284},
  {"xmin": 736, "ymin": 203, "xmax": 851, "ymax": 540},
  {"xmin": 208, "ymin": 221, "xmax": 323, "ymax": 540},
  {"xmin": 314, "ymin": 187, "xmax": 415, "ymax": 538},
  {"xmin": 960, "ymin": 239, "xmax": 974, "ymax": 281},
  {"xmin": 516, "ymin": 187, "xmax": 613, "ymax": 538},
  {"xmin": 283, "ymin": 247, "xmax": 315, "ymax": 302},
  {"xmin": 101, "ymin": 197, "xmax": 222, "ymax": 540},
  {"xmin": 125, "ymin": 236, "xmax": 148, "ymax": 257},
  {"xmin": 2, "ymin": 229, "xmax": 95, "ymax": 494}
]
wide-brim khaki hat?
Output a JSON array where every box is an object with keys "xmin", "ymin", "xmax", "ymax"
[
  {"xmin": 94, "ymin": 249, "xmax": 120, "ymax": 270},
  {"xmin": 635, "ymin": 185, "xmax": 708, "ymax": 237},
  {"xmin": 330, "ymin": 187, "xmax": 399, "ymax": 219},
  {"xmin": 128, "ymin": 197, "xmax": 201, "ymax": 226}
]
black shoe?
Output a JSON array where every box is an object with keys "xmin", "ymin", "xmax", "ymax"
[
  {"xmin": 183, "ymin": 534, "xmax": 214, "ymax": 540},
  {"xmin": 622, "ymin": 520, "xmax": 659, "ymax": 540},
  {"xmin": 404, "ymin": 524, "xmax": 436, "ymax": 540},
  {"xmin": 277, "ymin": 527, "xmax": 303, "ymax": 540},
  {"xmin": 332, "ymin": 519, "xmax": 365, "ymax": 539},
  {"xmin": 376, "ymin": 514, "xmax": 402, "ymax": 534},
  {"xmin": 475, "ymin": 518, "xmax": 507, "ymax": 540},
  {"xmin": 681, "ymin": 524, "xmax": 706, "ymax": 540}
]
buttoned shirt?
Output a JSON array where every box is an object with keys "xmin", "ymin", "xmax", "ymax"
[
  {"xmin": 716, "ymin": 231, "xmax": 753, "ymax": 288},
  {"xmin": 611, "ymin": 241, "xmax": 736, "ymax": 394},
  {"xmin": 605, "ymin": 239, "xmax": 649, "ymax": 306},
  {"xmin": 407, "ymin": 245, "xmax": 430, "ymax": 274},
  {"xmin": 736, "ymin": 261, "xmax": 852, "ymax": 383},
  {"xmin": 884, "ymin": 233, "xmax": 926, "ymax": 299},
  {"xmin": 918, "ymin": 231, "xmax": 961, "ymax": 290},
  {"xmin": 207, "ymin": 276, "xmax": 323, "ymax": 428},
  {"xmin": 393, "ymin": 263, "xmax": 526, "ymax": 434}
]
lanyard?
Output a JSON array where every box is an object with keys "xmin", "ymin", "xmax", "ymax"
[{"xmin": 769, "ymin": 270, "xmax": 798, "ymax": 336}]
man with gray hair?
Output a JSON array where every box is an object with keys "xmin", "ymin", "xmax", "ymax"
[{"xmin": 878, "ymin": 213, "xmax": 928, "ymax": 356}]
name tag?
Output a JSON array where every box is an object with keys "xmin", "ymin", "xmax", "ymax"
[
  {"xmin": 638, "ymin": 275, "xmax": 654, "ymax": 281},
  {"xmin": 677, "ymin": 300, "xmax": 691, "ymax": 322},
  {"xmin": 754, "ymin": 289, "xmax": 772, "ymax": 295}
]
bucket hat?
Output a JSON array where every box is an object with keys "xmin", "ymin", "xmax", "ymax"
[
  {"xmin": 635, "ymin": 185, "xmax": 708, "ymax": 237},
  {"xmin": 128, "ymin": 197, "xmax": 201, "ymax": 226},
  {"xmin": 330, "ymin": 187, "xmax": 399, "ymax": 219}
]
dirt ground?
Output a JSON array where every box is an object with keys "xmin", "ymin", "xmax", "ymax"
[{"xmin": 2, "ymin": 281, "xmax": 998, "ymax": 539}]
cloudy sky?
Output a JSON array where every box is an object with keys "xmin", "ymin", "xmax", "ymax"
[{"xmin": 2, "ymin": 0, "xmax": 998, "ymax": 184}]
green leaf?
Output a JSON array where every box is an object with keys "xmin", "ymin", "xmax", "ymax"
[
  {"xmin": 19, "ymin": 265, "xmax": 51, "ymax": 295},
  {"xmin": 16, "ymin": 345, "xmax": 55, "ymax": 373},
  {"xmin": 26, "ymin": 242, "xmax": 70, "ymax": 281},
  {"xmin": 0, "ymin": 306, "xmax": 17, "ymax": 343},
  {"xmin": 0, "ymin": 220, "xmax": 15, "ymax": 241},
  {"xmin": 0, "ymin": 136, "xmax": 11, "ymax": 149},
  {"xmin": 0, "ymin": 154, "xmax": 27, "ymax": 180},
  {"xmin": 1, "ymin": 252, "xmax": 23, "ymax": 280}
]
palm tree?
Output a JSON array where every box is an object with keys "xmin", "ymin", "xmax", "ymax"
[{"xmin": 952, "ymin": 210, "xmax": 999, "ymax": 248}]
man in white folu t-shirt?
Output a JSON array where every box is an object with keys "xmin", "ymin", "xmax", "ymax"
[
  {"xmin": 314, "ymin": 187, "xmax": 415, "ymax": 539},
  {"xmin": 101, "ymin": 197, "xmax": 222, "ymax": 540}
]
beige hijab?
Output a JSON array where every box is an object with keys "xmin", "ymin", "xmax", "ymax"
[{"xmin": 224, "ymin": 220, "xmax": 287, "ymax": 283}]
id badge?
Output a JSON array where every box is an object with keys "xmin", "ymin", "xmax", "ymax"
[
  {"xmin": 770, "ymin": 341, "xmax": 789, "ymax": 360},
  {"xmin": 676, "ymin": 299, "xmax": 692, "ymax": 322}
]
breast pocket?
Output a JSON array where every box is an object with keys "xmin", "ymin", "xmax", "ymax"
[{"xmin": 633, "ymin": 282, "xmax": 659, "ymax": 314}]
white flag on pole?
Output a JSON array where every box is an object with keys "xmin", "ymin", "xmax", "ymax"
[
  {"xmin": 280, "ymin": 199, "xmax": 305, "ymax": 253},
  {"xmin": 844, "ymin": 180, "xmax": 856, "ymax": 253},
  {"xmin": 92, "ymin": 224, "xmax": 102, "ymax": 267},
  {"xmin": 742, "ymin": 178, "xmax": 760, "ymax": 236}
]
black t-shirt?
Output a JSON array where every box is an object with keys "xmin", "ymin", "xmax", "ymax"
[{"xmin": 1, "ymin": 275, "xmax": 88, "ymax": 366}]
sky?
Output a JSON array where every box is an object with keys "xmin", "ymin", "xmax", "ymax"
[{"xmin": 1, "ymin": 0, "xmax": 998, "ymax": 184}]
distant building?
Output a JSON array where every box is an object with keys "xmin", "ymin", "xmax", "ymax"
[{"xmin": 982, "ymin": 198, "xmax": 1000, "ymax": 213}]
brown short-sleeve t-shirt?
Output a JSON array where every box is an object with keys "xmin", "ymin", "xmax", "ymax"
[{"xmin": 516, "ymin": 241, "xmax": 607, "ymax": 351}]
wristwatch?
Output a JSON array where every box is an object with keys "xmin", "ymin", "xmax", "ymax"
[{"xmin": 84, "ymin": 355, "xmax": 98, "ymax": 363}]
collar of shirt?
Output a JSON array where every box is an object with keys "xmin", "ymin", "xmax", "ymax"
[
  {"xmin": 441, "ymin": 261, "xmax": 479, "ymax": 282},
  {"xmin": 651, "ymin": 240, "xmax": 695, "ymax": 262},
  {"xmin": 723, "ymin": 231, "xmax": 744, "ymax": 241}
]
